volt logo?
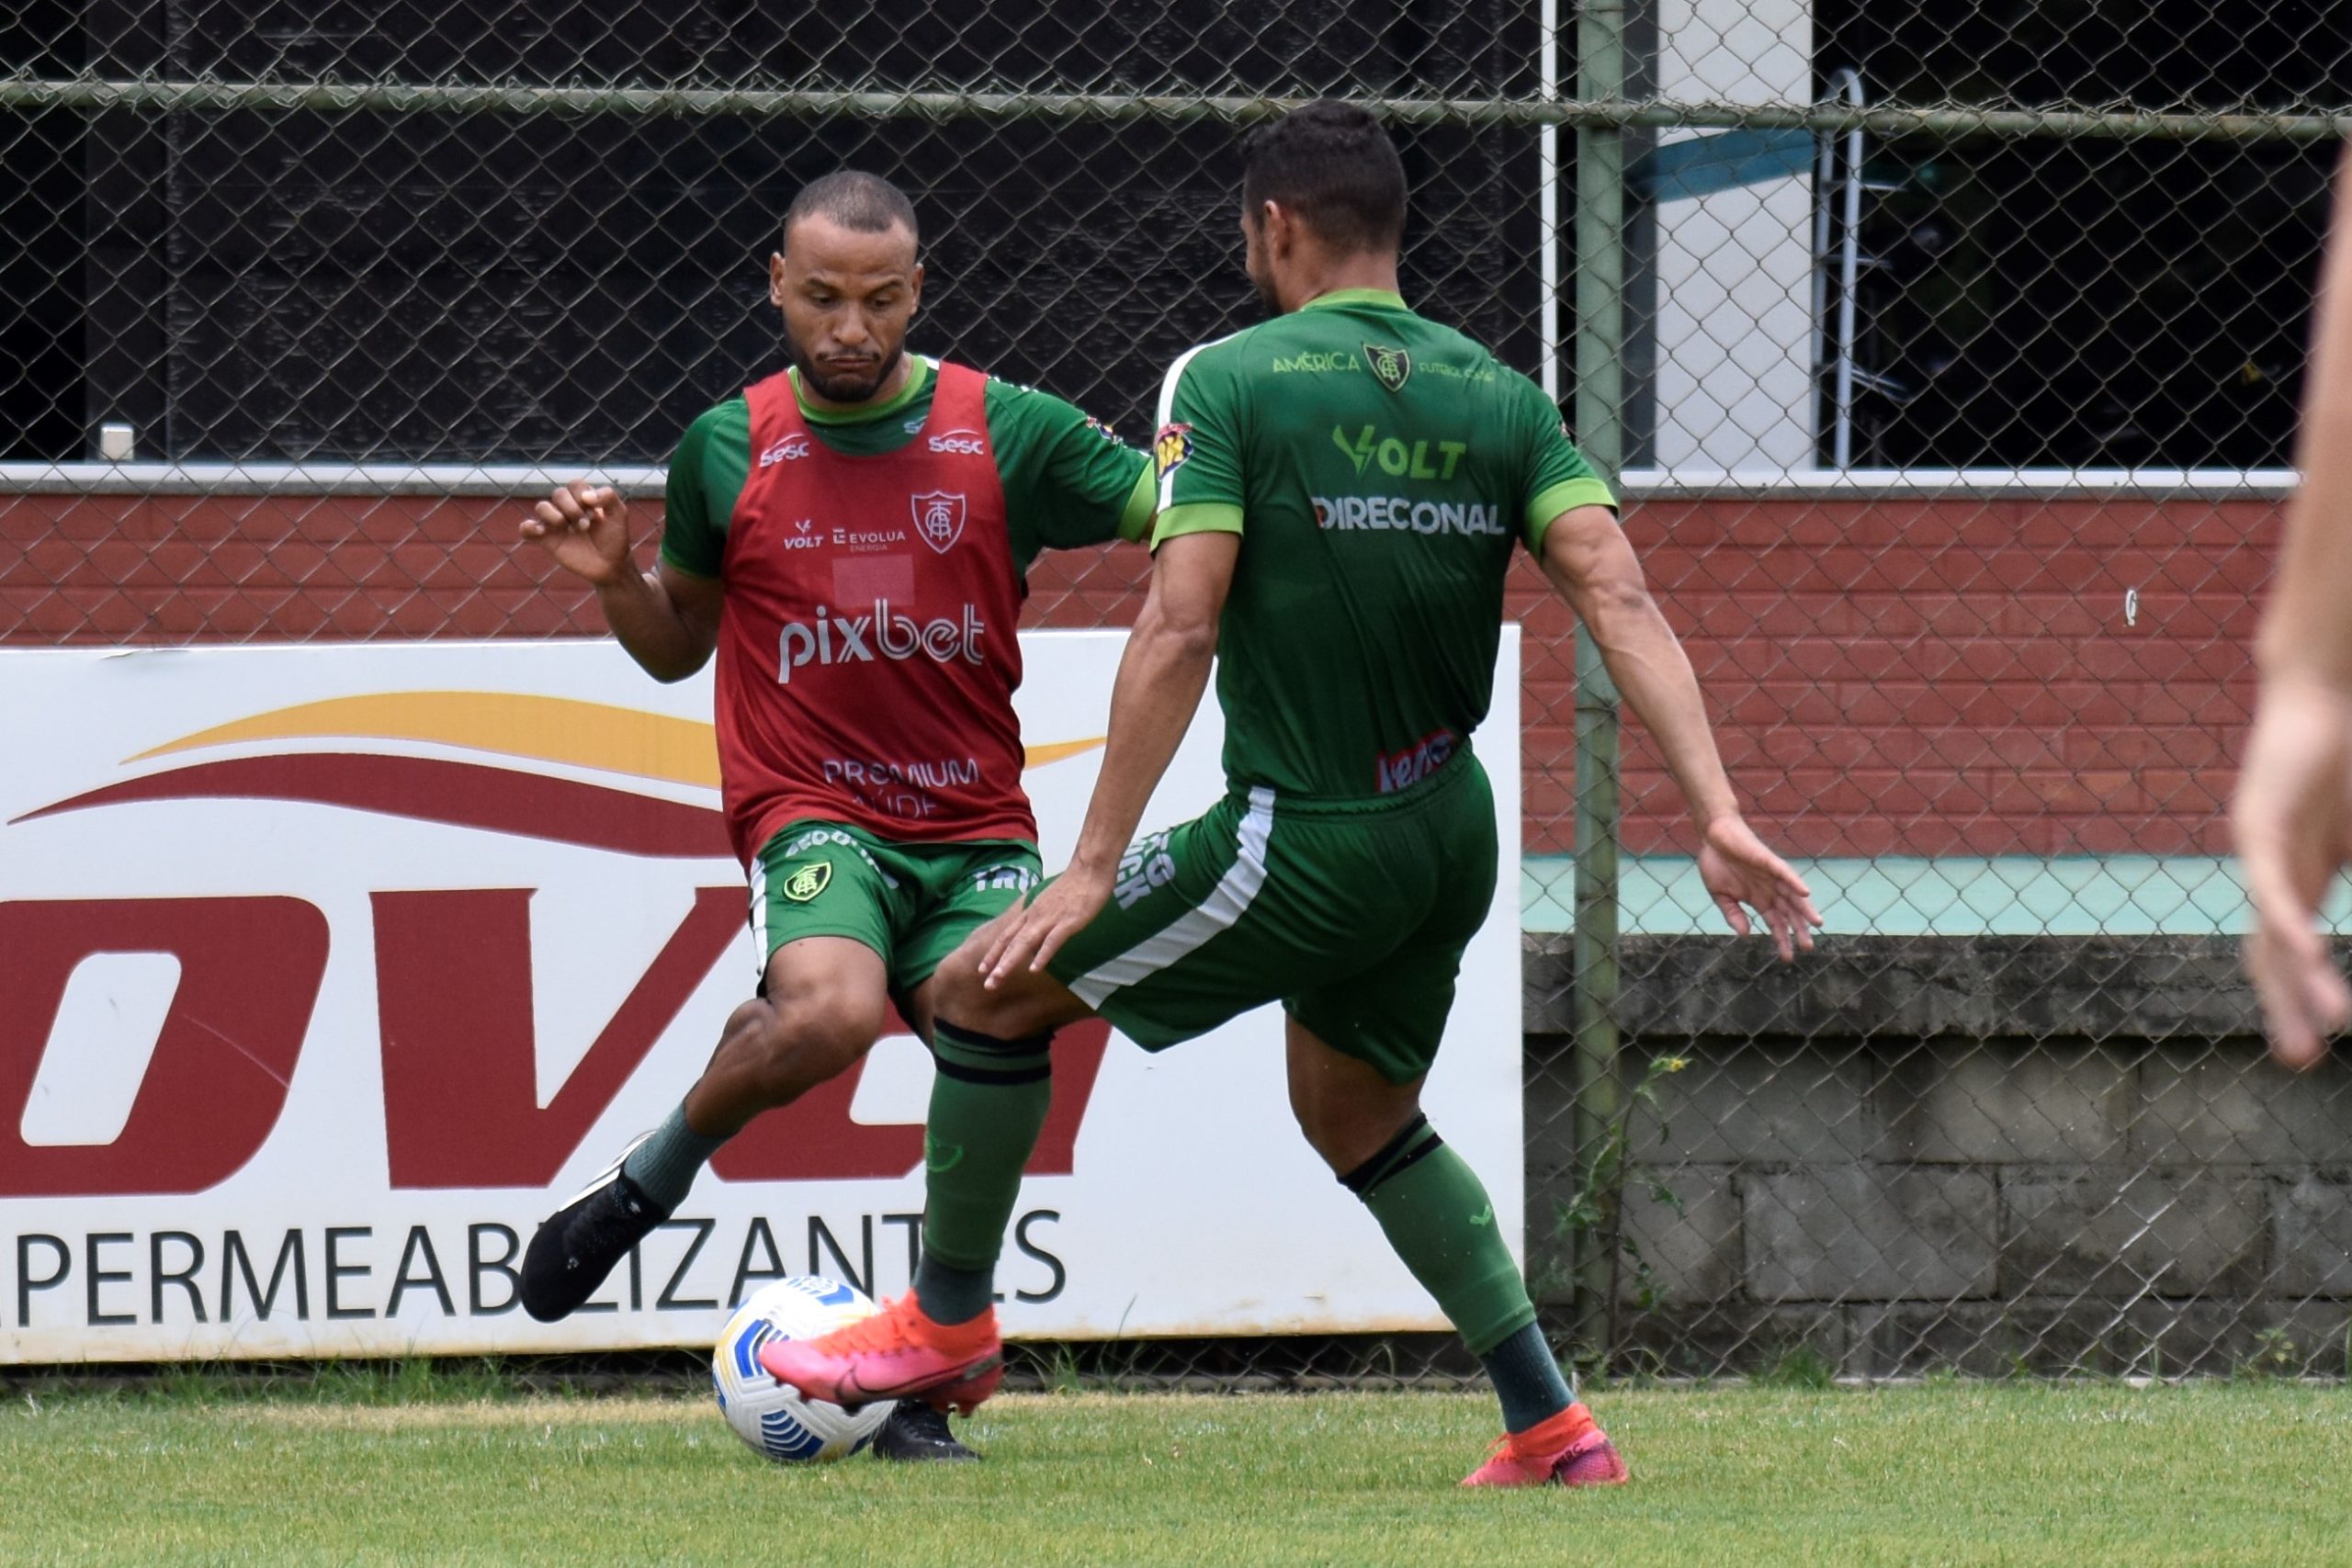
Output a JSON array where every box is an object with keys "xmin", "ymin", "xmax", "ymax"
[{"xmin": 1331, "ymin": 424, "xmax": 1467, "ymax": 480}]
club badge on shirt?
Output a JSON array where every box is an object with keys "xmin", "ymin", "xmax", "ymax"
[
  {"xmin": 1363, "ymin": 343, "xmax": 1413, "ymax": 393},
  {"xmin": 911, "ymin": 491, "xmax": 967, "ymax": 554}
]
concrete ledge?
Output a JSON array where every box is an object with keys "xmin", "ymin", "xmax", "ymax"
[{"xmin": 1524, "ymin": 933, "xmax": 2265, "ymax": 1043}]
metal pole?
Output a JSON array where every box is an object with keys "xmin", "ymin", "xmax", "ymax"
[
  {"xmin": 1571, "ymin": 0, "xmax": 1627, "ymax": 1363},
  {"xmin": 1833, "ymin": 71, "xmax": 1867, "ymax": 468}
]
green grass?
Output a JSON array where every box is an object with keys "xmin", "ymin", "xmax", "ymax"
[{"xmin": 6, "ymin": 1382, "xmax": 2349, "ymax": 1566}]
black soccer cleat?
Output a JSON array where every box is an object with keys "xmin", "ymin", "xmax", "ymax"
[
  {"xmin": 869, "ymin": 1399, "xmax": 980, "ymax": 1462},
  {"xmin": 519, "ymin": 1134, "xmax": 672, "ymax": 1323}
]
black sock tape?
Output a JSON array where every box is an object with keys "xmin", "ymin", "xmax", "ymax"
[{"xmin": 1338, "ymin": 1112, "xmax": 1442, "ymax": 1198}]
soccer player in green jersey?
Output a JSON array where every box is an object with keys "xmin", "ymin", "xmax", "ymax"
[
  {"xmin": 763, "ymin": 107, "xmax": 1822, "ymax": 1485},
  {"xmin": 514, "ymin": 171, "xmax": 1153, "ymax": 1461}
]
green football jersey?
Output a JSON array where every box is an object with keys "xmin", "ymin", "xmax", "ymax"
[
  {"xmin": 661, "ymin": 355, "xmax": 1155, "ymax": 582},
  {"xmin": 1152, "ymin": 288, "xmax": 1615, "ymax": 801}
]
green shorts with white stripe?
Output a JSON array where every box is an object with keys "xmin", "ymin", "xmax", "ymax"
[{"xmin": 1045, "ymin": 750, "xmax": 1499, "ymax": 1085}]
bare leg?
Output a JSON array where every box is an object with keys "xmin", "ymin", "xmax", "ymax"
[{"xmin": 683, "ymin": 935, "xmax": 899, "ymax": 1137}]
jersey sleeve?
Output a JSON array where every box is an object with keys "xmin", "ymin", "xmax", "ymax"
[
  {"xmin": 657, "ymin": 400, "xmax": 741, "ymax": 580},
  {"xmin": 1149, "ymin": 338, "xmax": 1248, "ymax": 547},
  {"xmin": 1514, "ymin": 375, "xmax": 1619, "ymax": 553},
  {"xmin": 989, "ymin": 380, "xmax": 1156, "ymax": 558}
]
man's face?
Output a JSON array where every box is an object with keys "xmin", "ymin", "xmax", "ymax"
[{"xmin": 770, "ymin": 214, "xmax": 922, "ymax": 403}]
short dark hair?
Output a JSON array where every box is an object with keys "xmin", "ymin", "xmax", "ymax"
[
  {"xmin": 782, "ymin": 171, "xmax": 919, "ymax": 248},
  {"xmin": 1239, "ymin": 101, "xmax": 1407, "ymax": 254}
]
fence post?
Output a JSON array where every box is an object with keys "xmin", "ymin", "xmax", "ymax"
[{"xmin": 1569, "ymin": 0, "xmax": 1628, "ymax": 1362}]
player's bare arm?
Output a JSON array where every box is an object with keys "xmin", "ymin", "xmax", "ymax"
[
  {"xmin": 980, "ymin": 530, "xmax": 1238, "ymax": 986},
  {"xmin": 1538, "ymin": 501, "xmax": 1822, "ymax": 961},
  {"xmin": 519, "ymin": 479, "xmax": 720, "ymax": 682},
  {"xmin": 2233, "ymin": 143, "xmax": 2352, "ymax": 1067}
]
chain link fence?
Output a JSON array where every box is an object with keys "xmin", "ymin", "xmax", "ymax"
[{"xmin": 4, "ymin": 0, "xmax": 2349, "ymax": 1382}]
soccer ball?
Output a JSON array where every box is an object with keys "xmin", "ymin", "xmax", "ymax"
[{"xmin": 711, "ymin": 1276, "xmax": 892, "ymax": 1462}]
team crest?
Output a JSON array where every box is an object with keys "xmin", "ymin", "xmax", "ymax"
[
  {"xmin": 1363, "ymin": 343, "xmax": 1412, "ymax": 392},
  {"xmin": 781, "ymin": 862, "xmax": 831, "ymax": 903},
  {"xmin": 910, "ymin": 490, "xmax": 967, "ymax": 554}
]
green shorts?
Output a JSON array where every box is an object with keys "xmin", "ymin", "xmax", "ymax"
[
  {"xmin": 751, "ymin": 821, "xmax": 1044, "ymax": 997},
  {"xmin": 1046, "ymin": 750, "xmax": 1499, "ymax": 1084}
]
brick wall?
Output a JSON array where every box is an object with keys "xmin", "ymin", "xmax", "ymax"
[
  {"xmin": 1514, "ymin": 494, "xmax": 2277, "ymax": 858},
  {"xmin": 4, "ymin": 491, "xmax": 2278, "ymax": 858}
]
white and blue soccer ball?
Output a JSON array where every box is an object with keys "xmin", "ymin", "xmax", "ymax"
[{"xmin": 712, "ymin": 1276, "xmax": 892, "ymax": 1463}]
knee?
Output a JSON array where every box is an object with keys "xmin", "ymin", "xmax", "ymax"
[
  {"xmin": 929, "ymin": 942, "xmax": 1057, "ymax": 1038},
  {"xmin": 722, "ymin": 993, "xmax": 884, "ymax": 1100},
  {"xmin": 930, "ymin": 949, "xmax": 989, "ymax": 1025},
  {"xmin": 1291, "ymin": 1085, "xmax": 1421, "ymax": 1179}
]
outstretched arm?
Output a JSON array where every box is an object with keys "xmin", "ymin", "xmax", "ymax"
[
  {"xmin": 979, "ymin": 530, "xmax": 1238, "ymax": 985},
  {"xmin": 1538, "ymin": 503, "xmax": 1821, "ymax": 959},
  {"xmin": 519, "ymin": 480, "xmax": 721, "ymax": 682},
  {"xmin": 2234, "ymin": 144, "xmax": 2352, "ymax": 1068}
]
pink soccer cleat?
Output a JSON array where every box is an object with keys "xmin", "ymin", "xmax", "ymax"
[
  {"xmin": 1461, "ymin": 1404, "xmax": 1629, "ymax": 1488},
  {"xmin": 759, "ymin": 1293, "xmax": 1004, "ymax": 1415}
]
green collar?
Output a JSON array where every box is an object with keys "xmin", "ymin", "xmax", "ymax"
[
  {"xmin": 787, "ymin": 354, "xmax": 933, "ymax": 426},
  {"xmin": 1301, "ymin": 288, "xmax": 1408, "ymax": 312}
]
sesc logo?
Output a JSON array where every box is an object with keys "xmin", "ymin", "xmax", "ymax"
[
  {"xmin": 760, "ymin": 436, "xmax": 811, "ymax": 468},
  {"xmin": 926, "ymin": 428, "xmax": 986, "ymax": 457}
]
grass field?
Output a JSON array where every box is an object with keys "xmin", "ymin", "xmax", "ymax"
[{"xmin": 7, "ymin": 1379, "xmax": 2350, "ymax": 1566}]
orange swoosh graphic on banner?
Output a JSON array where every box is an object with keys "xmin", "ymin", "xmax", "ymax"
[
  {"xmin": 126, "ymin": 692, "xmax": 1106, "ymax": 780},
  {"xmin": 128, "ymin": 692, "xmax": 722, "ymax": 787},
  {"xmin": 1023, "ymin": 736, "xmax": 1108, "ymax": 767}
]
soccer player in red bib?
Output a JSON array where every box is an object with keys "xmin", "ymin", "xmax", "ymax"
[{"xmin": 513, "ymin": 172, "xmax": 1151, "ymax": 1461}]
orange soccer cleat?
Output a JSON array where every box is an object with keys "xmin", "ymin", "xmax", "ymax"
[
  {"xmin": 1460, "ymin": 1404, "xmax": 1629, "ymax": 1489},
  {"xmin": 759, "ymin": 1293, "xmax": 1004, "ymax": 1415}
]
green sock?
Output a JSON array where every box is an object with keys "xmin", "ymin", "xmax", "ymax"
[
  {"xmin": 915, "ymin": 1021, "xmax": 1054, "ymax": 1324},
  {"xmin": 1342, "ymin": 1114, "xmax": 1540, "ymax": 1360},
  {"xmin": 620, "ymin": 1101, "xmax": 726, "ymax": 1212}
]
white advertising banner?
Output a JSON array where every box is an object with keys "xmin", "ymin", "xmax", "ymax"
[{"xmin": 0, "ymin": 630, "xmax": 1522, "ymax": 1360}]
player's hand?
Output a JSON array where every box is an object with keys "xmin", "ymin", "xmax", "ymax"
[
  {"xmin": 519, "ymin": 481, "xmax": 632, "ymax": 588},
  {"xmin": 1698, "ymin": 816, "xmax": 1823, "ymax": 963},
  {"xmin": 2233, "ymin": 675, "xmax": 2352, "ymax": 1070},
  {"xmin": 979, "ymin": 866, "xmax": 1115, "ymax": 989}
]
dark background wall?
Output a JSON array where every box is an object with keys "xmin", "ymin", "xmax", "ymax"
[{"xmin": 1, "ymin": 0, "xmax": 1546, "ymax": 465}]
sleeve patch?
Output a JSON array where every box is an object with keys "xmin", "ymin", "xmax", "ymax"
[{"xmin": 1154, "ymin": 422, "xmax": 1195, "ymax": 479}]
